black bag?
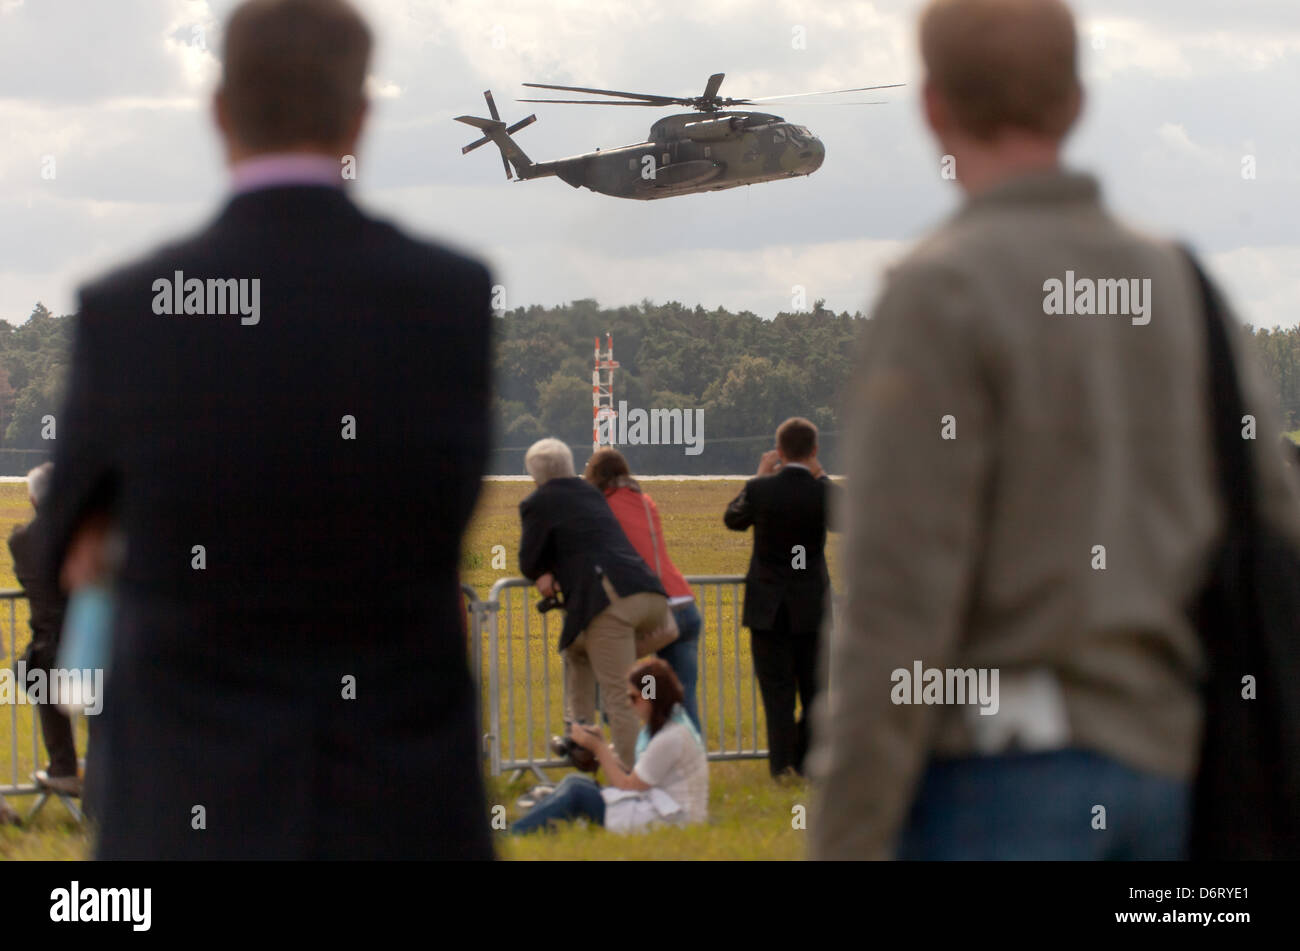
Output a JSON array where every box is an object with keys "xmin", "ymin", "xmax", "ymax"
[{"xmin": 1185, "ymin": 249, "xmax": 1300, "ymax": 859}]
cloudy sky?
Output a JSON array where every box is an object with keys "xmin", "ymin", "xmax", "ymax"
[{"xmin": 1, "ymin": 0, "xmax": 1297, "ymax": 326}]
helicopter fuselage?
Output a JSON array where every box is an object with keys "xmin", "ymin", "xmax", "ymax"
[{"xmin": 522, "ymin": 111, "xmax": 825, "ymax": 200}]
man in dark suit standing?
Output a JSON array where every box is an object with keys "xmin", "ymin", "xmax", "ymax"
[
  {"xmin": 725, "ymin": 418, "xmax": 835, "ymax": 778},
  {"xmin": 10, "ymin": 463, "xmax": 80, "ymax": 799},
  {"xmin": 42, "ymin": 0, "xmax": 493, "ymax": 859},
  {"xmin": 518, "ymin": 439, "xmax": 668, "ymax": 766}
]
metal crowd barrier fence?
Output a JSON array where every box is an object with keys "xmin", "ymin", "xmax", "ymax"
[
  {"xmin": 476, "ymin": 575, "xmax": 766, "ymax": 780},
  {"xmin": 461, "ymin": 583, "xmax": 486, "ymax": 758},
  {"xmin": 1, "ymin": 590, "xmax": 39, "ymax": 810},
  {"xmin": 5, "ymin": 580, "xmax": 763, "ymax": 808},
  {"xmin": 1, "ymin": 587, "xmax": 488, "ymax": 817}
]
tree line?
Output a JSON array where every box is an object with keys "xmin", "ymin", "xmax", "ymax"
[
  {"xmin": 0, "ymin": 303, "xmax": 71, "ymax": 473},
  {"xmin": 4, "ymin": 301, "xmax": 1299, "ymax": 475}
]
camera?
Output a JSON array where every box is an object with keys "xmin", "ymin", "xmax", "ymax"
[
  {"xmin": 549, "ymin": 726, "xmax": 600, "ymax": 773},
  {"xmin": 537, "ymin": 593, "xmax": 564, "ymax": 614}
]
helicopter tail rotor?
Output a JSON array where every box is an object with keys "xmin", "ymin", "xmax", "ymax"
[{"xmin": 456, "ymin": 90, "xmax": 538, "ymax": 180}]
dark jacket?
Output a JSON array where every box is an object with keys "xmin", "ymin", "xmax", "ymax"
[
  {"xmin": 519, "ymin": 476, "xmax": 665, "ymax": 651},
  {"xmin": 724, "ymin": 465, "xmax": 835, "ymax": 633},
  {"xmin": 9, "ymin": 512, "xmax": 67, "ymax": 668},
  {"xmin": 41, "ymin": 185, "xmax": 494, "ymax": 860}
]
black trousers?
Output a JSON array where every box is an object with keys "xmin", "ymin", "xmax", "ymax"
[
  {"xmin": 37, "ymin": 703, "xmax": 78, "ymax": 777},
  {"xmin": 750, "ymin": 603, "xmax": 820, "ymax": 778},
  {"xmin": 21, "ymin": 640, "xmax": 78, "ymax": 777}
]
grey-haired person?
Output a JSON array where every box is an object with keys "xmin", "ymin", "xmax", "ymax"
[{"xmin": 518, "ymin": 438, "xmax": 671, "ymax": 766}]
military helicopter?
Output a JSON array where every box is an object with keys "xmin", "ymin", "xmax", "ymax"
[{"xmin": 455, "ymin": 72, "xmax": 902, "ymax": 200}]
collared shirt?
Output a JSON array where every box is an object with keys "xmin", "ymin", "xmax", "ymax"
[
  {"xmin": 781, "ymin": 462, "xmax": 811, "ymax": 473},
  {"xmin": 958, "ymin": 168, "xmax": 1102, "ymax": 219},
  {"xmin": 230, "ymin": 153, "xmax": 344, "ymax": 195}
]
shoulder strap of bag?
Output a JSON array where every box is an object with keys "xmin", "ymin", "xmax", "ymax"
[
  {"xmin": 640, "ymin": 492, "xmax": 663, "ymax": 578},
  {"xmin": 1181, "ymin": 246, "xmax": 1257, "ymax": 530}
]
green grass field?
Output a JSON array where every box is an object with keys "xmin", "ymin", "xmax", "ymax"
[{"xmin": 1, "ymin": 478, "xmax": 840, "ymax": 860}]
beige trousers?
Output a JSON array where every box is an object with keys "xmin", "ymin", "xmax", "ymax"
[{"xmin": 564, "ymin": 578, "xmax": 668, "ymax": 766}]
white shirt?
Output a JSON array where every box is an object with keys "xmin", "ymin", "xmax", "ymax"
[{"xmin": 601, "ymin": 721, "xmax": 709, "ymax": 833}]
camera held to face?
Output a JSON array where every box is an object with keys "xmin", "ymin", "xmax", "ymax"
[{"xmin": 549, "ymin": 722, "xmax": 600, "ymax": 773}]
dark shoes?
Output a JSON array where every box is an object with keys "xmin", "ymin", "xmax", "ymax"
[
  {"xmin": 34, "ymin": 770, "xmax": 82, "ymax": 798},
  {"xmin": 770, "ymin": 766, "xmax": 805, "ymax": 785}
]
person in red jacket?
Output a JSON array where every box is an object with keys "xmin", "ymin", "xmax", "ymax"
[{"xmin": 584, "ymin": 449, "xmax": 701, "ymax": 730}]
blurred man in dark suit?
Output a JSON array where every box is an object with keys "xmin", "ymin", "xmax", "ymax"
[
  {"xmin": 10, "ymin": 463, "xmax": 80, "ymax": 799},
  {"xmin": 725, "ymin": 418, "xmax": 836, "ymax": 778},
  {"xmin": 42, "ymin": 0, "xmax": 494, "ymax": 859}
]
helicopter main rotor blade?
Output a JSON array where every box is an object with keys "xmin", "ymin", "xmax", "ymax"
[
  {"xmin": 518, "ymin": 76, "xmax": 902, "ymax": 112},
  {"xmin": 745, "ymin": 82, "xmax": 905, "ymax": 102},
  {"xmin": 521, "ymin": 81, "xmax": 684, "ymax": 105},
  {"xmin": 516, "ymin": 98, "xmax": 667, "ymax": 106}
]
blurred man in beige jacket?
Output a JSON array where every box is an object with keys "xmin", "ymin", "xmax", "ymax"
[{"xmin": 810, "ymin": 0, "xmax": 1300, "ymax": 859}]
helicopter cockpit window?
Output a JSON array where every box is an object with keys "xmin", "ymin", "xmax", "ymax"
[{"xmin": 772, "ymin": 129, "xmax": 787, "ymax": 144}]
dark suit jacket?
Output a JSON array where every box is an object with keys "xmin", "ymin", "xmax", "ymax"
[
  {"xmin": 724, "ymin": 465, "xmax": 835, "ymax": 633},
  {"xmin": 9, "ymin": 513, "xmax": 67, "ymax": 668},
  {"xmin": 42, "ymin": 185, "xmax": 494, "ymax": 859},
  {"xmin": 518, "ymin": 476, "xmax": 665, "ymax": 651}
]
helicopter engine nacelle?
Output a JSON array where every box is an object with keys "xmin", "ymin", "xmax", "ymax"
[{"xmin": 682, "ymin": 116, "xmax": 744, "ymax": 142}]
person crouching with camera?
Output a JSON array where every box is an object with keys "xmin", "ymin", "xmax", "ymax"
[
  {"xmin": 511, "ymin": 658, "xmax": 708, "ymax": 834},
  {"xmin": 519, "ymin": 438, "xmax": 671, "ymax": 766}
]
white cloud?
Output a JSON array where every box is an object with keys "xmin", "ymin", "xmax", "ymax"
[
  {"xmin": 0, "ymin": 0, "xmax": 1297, "ymax": 331},
  {"xmin": 366, "ymin": 76, "xmax": 403, "ymax": 99},
  {"xmin": 1210, "ymin": 245, "xmax": 1300, "ymax": 329}
]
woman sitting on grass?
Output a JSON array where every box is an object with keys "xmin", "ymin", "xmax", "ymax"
[{"xmin": 511, "ymin": 658, "xmax": 708, "ymax": 835}]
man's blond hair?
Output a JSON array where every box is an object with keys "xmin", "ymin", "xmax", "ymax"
[{"xmin": 920, "ymin": 0, "xmax": 1080, "ymax": 141}]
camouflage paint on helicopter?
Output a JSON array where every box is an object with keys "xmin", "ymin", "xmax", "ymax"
[{"xmin": 456, "ymin": 73, "xmax": 899, "ymax": 201}]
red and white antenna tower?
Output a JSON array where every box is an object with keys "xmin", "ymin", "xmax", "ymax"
[{"xmin": 593, "ymin": 332, "xmax": 619, "ymax": 452}]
